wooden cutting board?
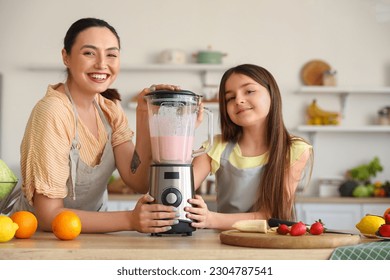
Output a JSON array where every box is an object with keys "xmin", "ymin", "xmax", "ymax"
[
  {"xmin": 220, "ymin": 230, "xmax": 361, "ymax": 249},
  {"xmin": 301, "ymin": 59, "xmax": 331, "ymax": 85}
]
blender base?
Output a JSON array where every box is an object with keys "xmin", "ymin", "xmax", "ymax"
[{"xmin": 151, "ymin": 220, "xmax": 196, "ymax": 237}]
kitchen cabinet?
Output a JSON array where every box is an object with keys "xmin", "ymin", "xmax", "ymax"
[
  {"xmin": 295, "ymin": 197, "xmax": 389, "ymax": 231},
  {"xmin": 108, "ymin": 195, "xmax": 390, "ymax": 231},
  {"xmin": 295, "ymin": 203, "xmax": 361, "ymax": 230},
  {"xmin": 107, "ymin": 194, "xmax": 217, "ymax": 212}
]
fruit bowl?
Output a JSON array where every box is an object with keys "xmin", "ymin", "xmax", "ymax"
[{"xmin": 0, "ymin": 181, "xmax": 18, "ymax": 202}]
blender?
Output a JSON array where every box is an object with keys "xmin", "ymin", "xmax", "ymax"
[{"xmin": 144, "ymin": 90, "xmax": 213, "ymax": 236}]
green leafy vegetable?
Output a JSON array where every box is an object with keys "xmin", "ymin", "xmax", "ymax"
[
  {"xmin": 349, "ymin": 156, "xmax": 383, "ymax": 182},
  {"xmin": 0, "ymin": 159, "xmax": 18, "ymax": 200}
]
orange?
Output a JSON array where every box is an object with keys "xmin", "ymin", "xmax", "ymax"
[
  {"xmin": 51, "ymin": 210, "xmax": 82, "ymax": 241},
  {"xmin": 10, "ymin": 211, "xmax": 38, "ymax": 239}
]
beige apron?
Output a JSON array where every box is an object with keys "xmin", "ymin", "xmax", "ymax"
[
  {"xmin": 9, "ymin": 85, "xmax": 115, "ymax": 214},
  {"xmin": 216, "ymin": 142, "xmax": 264, "ymax": 213}
]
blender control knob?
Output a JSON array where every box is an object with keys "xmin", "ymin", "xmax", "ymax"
[
  {"xmin": 166, "ymin": 193, "xmax": 177, "ymax": 204},
  {"xmin": 161, "ymin": 187, "xmax": 182, "ymax": 207}
]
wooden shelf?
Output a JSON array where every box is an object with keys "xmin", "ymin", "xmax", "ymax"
[
  {"xmin": 297, "ymin": 125, "xmax": 390, "ymax": 133},
  {"xmin": 120, "ymin": 63, "xmax": 229, "ymax": 72},
  {"xmin": 295, "ymin": 125, "xmax": 390, "ymax": 145},
  {"xmin": 26, "ymin": 63, "xmax": 230, "ymax": 72},
  {"xmin": 297, "ymin": 86, "xmax": 390, "ymax": 95}
]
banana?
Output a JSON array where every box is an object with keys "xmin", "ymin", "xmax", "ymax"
[
  {"xmin": 232, "ymin": 219, "xmax": 268, "ymax": 233},
  {"xmin": 306, "ymin": 99, "xmax": 340, "ymax": 125},
  {"xmin": 307, "ymin": 99, "xmax": 340, "ymax": 118}
]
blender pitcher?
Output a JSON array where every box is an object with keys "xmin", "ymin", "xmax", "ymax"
[
  {"xmin": 144, "ymin": 90, "xmax": 213, "ymax": 236},
  {"xmin": 144, "ymin": 90, "xmax": 213, "ymax": 164}
]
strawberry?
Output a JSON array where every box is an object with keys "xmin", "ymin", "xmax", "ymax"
[
  {"xmin": 384, "ymin": 213, "xmax": 390, "ymax": 225},
  {"xmin": 378, "ymin": 224, "xmax": 390, "ymax": 237},
  {"xmin": 290, "ymin": 221, "xmax": 307, "ymax": 236},
  {"xmin": 309, "ymin": 220, "xmax": 324, "ymax": 235},
  {"xmin": 276, "ymin": 224, "xmax": 290, "ymax": 235}
]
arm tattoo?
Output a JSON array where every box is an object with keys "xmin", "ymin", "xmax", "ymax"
[{"xmin": 131, "ymin": 150, "xmax": 141, "ymax": 174}]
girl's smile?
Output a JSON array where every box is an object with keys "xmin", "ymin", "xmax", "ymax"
[{"xmin": 224, "ymin": 73, "xmax": 271, "ymax": 126}]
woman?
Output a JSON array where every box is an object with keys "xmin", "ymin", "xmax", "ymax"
[
  {"xmin": 186, "ymin": 64, "xmax": 313, "ymax": 230},
  {"xmin": 11, "ymin": 18, "xmax": 180, "ymax": 234}
]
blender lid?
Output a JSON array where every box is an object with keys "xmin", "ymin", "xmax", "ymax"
[
  {"xmin": 145, "ymin": 89, "xmax": 200, "ymax": 98},
  {"xmin": 144, "ymin": 90, "xmax": 202, "ymax": 105}
]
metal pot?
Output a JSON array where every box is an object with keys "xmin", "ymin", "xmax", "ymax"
[{"xmin": 193, "ymin": 46, "xmax": 227, "ymax": 64}]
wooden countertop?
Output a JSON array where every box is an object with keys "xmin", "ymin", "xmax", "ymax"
[{"xmin": 0, "ymin": 229, "xmax": 341, "ymax": 260}]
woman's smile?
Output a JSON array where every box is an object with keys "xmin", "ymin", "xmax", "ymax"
[{"xmin": 88, "ymin": 72, "xmax": 109, "ymax": 82}]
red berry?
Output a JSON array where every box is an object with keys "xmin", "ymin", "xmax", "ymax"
[
  {"xmin": 384, "ymin": 213, "xmax": 390, "ymax": 225},
  {"xmin": 290, "ymin": 222, "xmax": 307, "ymax": 236},
  {"xmin": 378, "ymin": 224, "xmax": 390, "ymax": 237},
  {"xmin": 277, "ymin": 224, "xmax": 290, "ymax": 235},
  {"xmin": 309, "ymin": 220, "xmax": 324, "ymax": 235}
]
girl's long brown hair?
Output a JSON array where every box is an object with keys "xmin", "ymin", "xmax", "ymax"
[{"xmin": 218, "ymin": 64, "xmax": 304, "ymax": 220}]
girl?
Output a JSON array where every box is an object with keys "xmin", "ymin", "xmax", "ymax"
[
  {"xmin": 10, "ymin": 18, "xmax": 180, "ymax": 234},
  {"xmin": 186, "ymin": 64, "xmax": 313, "ymax": 230}
]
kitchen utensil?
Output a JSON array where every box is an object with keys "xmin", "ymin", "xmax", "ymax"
[
  {"xmin": 220, "ymin": 230, "xmax": 361, "ymax": 249},
  {"xmin": 193, "ymin": 46, "xmax": 227, "ymax": 64},
  {"xmin": 158, "ymin": 49, "xmax": 187, "ymax": 64},
  {"xmin": 268, "ymin": 218, "xmax": 357, "ymax": 235},
  {"xmin": 301, "ymin": 59, "xmax": 331, "ymax": 85},
  {"xmin": 144, "ymin": 90, "xmax": 213, "ymax": 236}
]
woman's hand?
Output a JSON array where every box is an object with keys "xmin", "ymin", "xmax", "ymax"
[
  {"xmin": 130, "ymin": 194, "xmax": 179, "ymax": 233},
  {"xmin": 136, "ymin": 84, "xmax": 181, "ymax": 112},
  {"xmin": 185, "ymin": 194, "xmax": 211, "ymax": 229}
]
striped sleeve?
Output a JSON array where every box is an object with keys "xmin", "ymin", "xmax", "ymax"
[{"xmin": 21, "ymin": 94, "xmax": 74, "ymax": 205}]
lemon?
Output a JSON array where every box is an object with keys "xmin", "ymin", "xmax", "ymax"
[
  {"xmin": 0, "ymin": 215, "xmax": 19, "ymax": 242},
  {"xmin": 356, "ymin": 215, "xmax": 385, "ymax": 235}
]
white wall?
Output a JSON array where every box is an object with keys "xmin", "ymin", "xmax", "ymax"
[{"xmin": 1, "ymin": 0, "xmax": 390, "ymax": 195}]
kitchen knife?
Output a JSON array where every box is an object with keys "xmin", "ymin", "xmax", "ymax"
[{"xmin": 268, "ymin": 218, "xmax": 358, "ymax": 235}]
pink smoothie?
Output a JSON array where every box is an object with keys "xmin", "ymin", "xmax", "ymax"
[{"xmin": 151, "ymin": 136, "xmax": 194, "ymax": 163}]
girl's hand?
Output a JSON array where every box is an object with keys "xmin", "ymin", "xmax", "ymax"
[
  {"xmin": 130, "ymin": 194, "xmax": 179, "ymax": 233},
  {"xmin": 195, "ymin": 103, "xmax": 204, "ymax": 128},
  {"xmin": 185, "ymin": 194, "xmax": 210, "ymax": 229}
]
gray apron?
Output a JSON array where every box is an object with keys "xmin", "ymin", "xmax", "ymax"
[
  {"xmin": 64, "ymin": 83, "xmax": 116, "ymax": 211},
  {"xmin": 216, "ymin": 142, "xmax": 264, "ymax": 213},
  {"xmin": 9, "ymin": 85, "xmax": 115, "ymax": 214}
]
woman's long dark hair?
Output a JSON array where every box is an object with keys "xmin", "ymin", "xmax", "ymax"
[
  {"xmin": 63, "ymin": 17, "xmax": 121, "ymax": 101},
  {"xmin": 218, "ymin": 64, "xmax": 300, "ymax": 220}
]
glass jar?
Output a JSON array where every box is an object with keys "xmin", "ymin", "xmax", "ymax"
[
  {"xmin": 377, "ymin": 107, "xmax": 390, "ymax": 125},
  {"xmin": 322, "ymin": 70, "xmax": 337, "ymax": 86}
]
